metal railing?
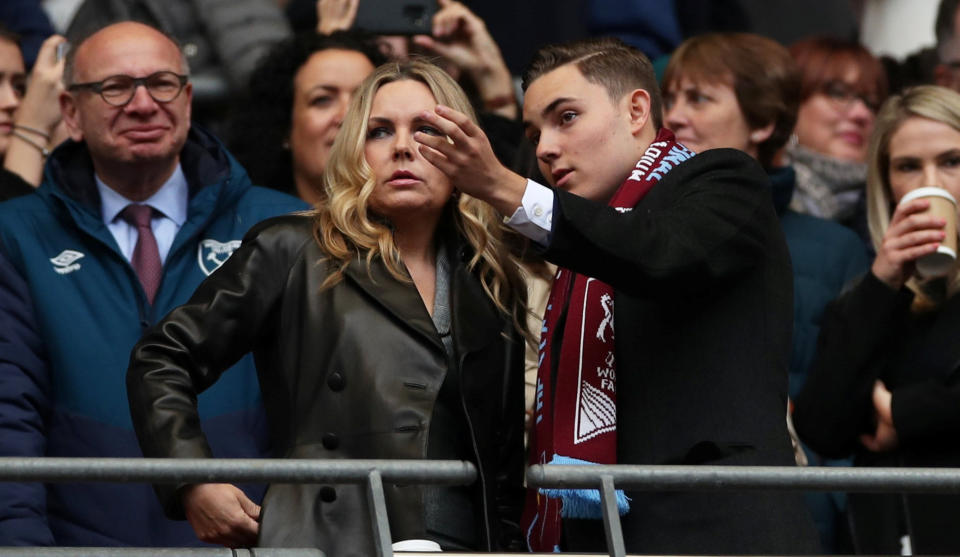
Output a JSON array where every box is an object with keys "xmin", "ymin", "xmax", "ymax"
[
  {"xmin": 0, "ymin": 458, "xmax": 476, "ymax": 557},
  {"xmin": 527, "ymin": 464, "xmax": 960, "ymax": 557},
  {"xmin": 4, "ymin": 458, "xmax": 960, "ymax": 557}
]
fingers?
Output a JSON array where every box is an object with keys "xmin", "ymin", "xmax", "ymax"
[
  {"xmin": 432, "ymin": 1, "xmax": 468, "ymax": 37},
  {"xmin": 427, "ymin": 105, "xmax": 480, "ymax": 139},
  {"xmin": 36, "ymin": 35, "xmax": 67, "ymax": 69},
  {"xmin": 237, "ymin": 490, "xmax": 262, "ymax": 521},
  {"xmin": 411, "ymin": 35, "xmax": 451, "ymax": 58},
  {"xmin": 184, "ymin": 483, "xmax": 260, "ymax": 548},
  {"xmin": 859, "ymin": 432, "xmax": 881, "ymax": 452}
]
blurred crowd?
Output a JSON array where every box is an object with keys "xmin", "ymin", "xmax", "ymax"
[{"xmin": 3, "ymin": 0, "xmax": 960, "ymax": 554}]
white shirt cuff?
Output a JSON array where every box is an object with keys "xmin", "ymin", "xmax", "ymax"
[{"xmin": 504, "ymin": 179, "xmax": 554, "ymax": 245}]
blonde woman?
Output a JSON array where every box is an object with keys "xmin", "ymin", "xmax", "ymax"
[
  {"xmin": 126, "ymin": 60, "xmax": 528, "ymax": 555},
  {"xmin": 794, "ymin": 85, "xmax": 960, "ymax": 554}
]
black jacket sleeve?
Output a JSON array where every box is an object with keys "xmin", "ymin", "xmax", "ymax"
[
  {"xmin": 126, "ymin": 217, "xmax": 310, "ymax": 515},
  {"xmin": 542, "ymin": 149, "xmax": 772, "ymax": 298},
  {"xmin": 793, "ymin": 272, "xmax": 913, "ymax": 457}
]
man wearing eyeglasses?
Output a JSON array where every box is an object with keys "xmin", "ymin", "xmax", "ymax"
[{"xmin": 0, "ymin": 22, "xmax": 305, "ymax": 547}]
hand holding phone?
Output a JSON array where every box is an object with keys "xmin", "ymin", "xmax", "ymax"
[{"xmin": 353, "ymin": 0, "xmax": 436, "ymax": 35}]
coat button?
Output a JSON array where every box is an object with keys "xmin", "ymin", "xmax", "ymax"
[
  {"xmin": 322, "ymin": 433, "xmax": 340, "ymax": 450},
  {"xmin": 327, "ymin": 372, "xmax": 345, "ymax": 391},
  {"xmin": 319, "ymin": 486, "xmax": 337, "ymax": 502}
]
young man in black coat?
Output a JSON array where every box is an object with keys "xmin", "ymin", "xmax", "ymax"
[{"xmin": 414, "ymin": 37, "xmax": 820, "ymax": 554}]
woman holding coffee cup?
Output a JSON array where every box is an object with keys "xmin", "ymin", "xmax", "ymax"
[{"xmin": 794, "ymin": 85, "xmax": 960, "ymax": 555}]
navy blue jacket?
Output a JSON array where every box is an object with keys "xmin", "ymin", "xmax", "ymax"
[
  {"xmin": 0, "ymin": 250, "xmax": 52, "ymax": 545},
  {"xmin": 768, "ymin": 166, "xmax": 869, "ymax": 397},
  {"xmin": 0, "ymin": 127, "xmax": 307, "ymax": 546}
]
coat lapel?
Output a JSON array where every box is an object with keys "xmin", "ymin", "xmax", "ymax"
[{"xmin": 343, "ymin": 253, "xmax": 444, "ymax": 352}]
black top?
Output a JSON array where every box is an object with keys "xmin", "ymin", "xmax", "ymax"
[
  {"xmin": 795, "ymin": 272, "xmax": 960, "ymax": 554},
  {"xmin": 0, "ymin": 168, "xmax": 35, "ymax": 203}
]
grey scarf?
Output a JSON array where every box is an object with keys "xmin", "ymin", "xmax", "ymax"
[{"xmin": 787, "ymin": 142, "xmax": 867, "ymax": 222}]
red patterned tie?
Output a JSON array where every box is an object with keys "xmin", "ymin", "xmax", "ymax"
[{"xmin": 121, "ymin": 204, "xmax": 162, "ymax": 304}]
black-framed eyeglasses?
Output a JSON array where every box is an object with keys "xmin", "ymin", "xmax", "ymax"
[
  {"xmin": 67, "ymin": 71, "xmax": 189, "ymax": 107},
  {"xmin": 820, "ymin": 80, "xmax": 881, "ymax": 113}
]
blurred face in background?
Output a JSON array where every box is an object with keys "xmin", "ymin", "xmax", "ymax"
[
  {"xmin": 289, "ymin": 48, "xmax": 375, "ymax": 202},
  {"xmin": 794, "ymin": 66, "xmax": 879, "ymax": 163},
  {"xmin": 664, "ymin": 75, "xmax": 769, "ymax": 159},
  {"xmin": 0, "ymin": 38, "xmax": 26, "ymax": 156}
]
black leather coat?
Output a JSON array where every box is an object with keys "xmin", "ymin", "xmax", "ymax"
[{"xmin": 126, "ymin": 215, "xmax": 526, "ymax": 556}]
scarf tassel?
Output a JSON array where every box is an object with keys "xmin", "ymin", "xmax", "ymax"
[{"xmin": 540, "ymin": 455, "xmax": 631, "ymax": 519}]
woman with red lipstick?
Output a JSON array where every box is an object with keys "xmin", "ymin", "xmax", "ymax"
[
  {"xmin": 794, "ymin": 85, "xmax": 960, "ymax": 555},
  {"xmin": 127, "ymin": 60, "xmax": 529, "ymax": 554},
  {"xmin": 788, "ymin": 37, "xmax": 887, "ymax": 237}
]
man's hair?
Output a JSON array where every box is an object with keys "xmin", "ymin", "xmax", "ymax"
[
  {"xmin": 936, "ymin": 0, "xmax": 960, "ymax": 62},
  {"xmin": 62, "ymin": 21, "xmax": 190, "ymax": 86},
  {"xmin": 522, "ymin": 37, "xmax": 663, "ymax": 129},
  {"xmin": 663, "ymin": 32, "xmax": 800, "ymax": 167}
]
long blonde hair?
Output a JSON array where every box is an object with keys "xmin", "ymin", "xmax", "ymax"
[
  {"xmin": 314, "ymin": 59, "xmax": 530, "ymax": 337},
  {"xmin": 866, "ymin": 85, "xmax": 960, "ymax": 304}
]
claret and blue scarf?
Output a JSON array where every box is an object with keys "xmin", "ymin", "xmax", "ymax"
[{"xmin": 523, "ymin": 129, "xmax": 695, "ymax": 551}]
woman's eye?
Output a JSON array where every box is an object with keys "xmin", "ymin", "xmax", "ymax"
[
  {"xmin": 367, "ymin": 127, "xmax": 390, "ymax": 139},
  {"xmin": 560, "ymin": 111, "xmax": 577, "ymax": 124},
  {"xmin": 310, "ymin": 95, "xmax": 333, "ymax": 107},
  {"xmin": 893, "ymin": 162, "xmax": 919, "ymax": 173},
  {"xmin": 417, "ymin": 125, "xmax": 443, "ymax": 136},
  {"xmin": 943, "ymin": 156, "xmax": 960, "ymax": 168},
  {"xmin": 525, "ymin": 132, "xmax": 540, "ymax": 146}
]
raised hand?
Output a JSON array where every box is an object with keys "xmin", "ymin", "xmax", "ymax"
[
  {"xmin": 414, "ymin": 104, "xmax": 526, "ymax": 214},
  {"xmin": 412, "ymin": 0, "xmax": 517, "ymax": 118},
  {"xmin": 317, "ymin": 0, "xmax": 359, "ymax": 35},
  {"xmin": 4, "ymin": 35, "xmax": 67, "ymax": 186},
  {"xmin": 871, "ymin": 197, "xmax": 946, "ymax": 289}
]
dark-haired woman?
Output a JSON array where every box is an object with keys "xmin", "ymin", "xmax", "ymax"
[{"xmin": 228, "ymin": 31, "xmax": 385, "ymax": 204}]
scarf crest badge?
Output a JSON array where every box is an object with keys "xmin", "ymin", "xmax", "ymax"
[{"xmin": 523, "ymin": 129, "xmax": 695, "ymax": 551}]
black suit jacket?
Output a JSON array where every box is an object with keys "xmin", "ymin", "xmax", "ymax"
[{"xmin": 543, "ymin": 148, "xmax": 819, "ymax": 555}]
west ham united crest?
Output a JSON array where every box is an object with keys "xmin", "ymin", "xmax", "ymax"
[{"xmin": 197, "ymin": 239, "xmax": 241, "ymax": 276}]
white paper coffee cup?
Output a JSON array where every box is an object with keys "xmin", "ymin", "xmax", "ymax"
[{"xmin": 899, "ymin": 187, "xmax": 958, "ymax": 277}]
